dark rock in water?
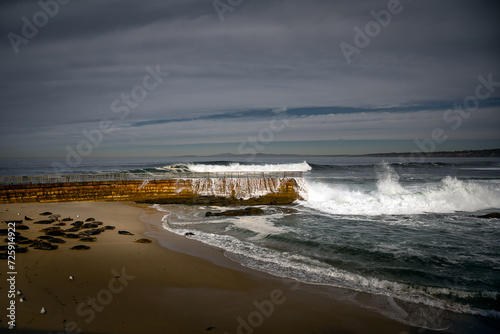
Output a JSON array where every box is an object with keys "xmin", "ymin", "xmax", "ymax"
[
  {"xmin": 118, "ymin": 231, "xmax": 134, "ymax": 235},
  {"xmin": 61, "ymin": 217, "xmax": 73, "ymax": 222},
  {"xmin": 185, "ymin": 232, "xmax": 195, "ymax": 236},
  {"xmin": 71, "ymin": 245, "xmax": 91, "ymax": 250},
  {"xmin": 65, "ymin": 227, "xmax": 80, "ymax": 233},
  {"xmin": 71, "ymin": 221, "xmax": 84, "ymax": 227},
  {"xmin": 15, "ymin": 225, "xmax": 29, "ymax": 230},
  {"xmin": 276, "ymin": 207, "xmax": 298, "ymax": 214},
  {"xmin": 16, "ymin": 235, "xmax": 29, "ymax": 242},
  {"xmin": 85, "ymin": 218, "xmax": 95, "ymax": 222},
  {"xmin": 206, "ymin": 207, "xmax": 265, "ymax": 217},
  {"xmin": 34, "ymin": 242, "xmax": 58, "ymax": 250},
  {"xmin": 37, "ymin": 236, "xmax": 53, "ymax": 240},
  {"xmin": 135, "ymin": 238, "xmax": 152, "ymax": 243},
  {"xmin": 25, "ymin": 216, "xmax": 33, "ymax": 221},
  {"xmin": 478, "ymin": 213, "xmax": 500, "ymax": 219},
  {"xmin": 82, "ymin": 223, "xmax": 99, "ymax": 229},
  {"xmin": 83, "ymin": 229, "xmax": 102, "ymax": 236},
  {"xmin": 0, "ymin": 253, "xmax": 7, "ymax": 259},
  {"xmin": 54, "ymin": 222, "xmax": 66, "ymax": 226},
  {"xmin": 39, "ymin": 212, "xmax": 53, "ymax": 216},
  {"xmin": 79, "ymin": 237, "xmax": 97, "ymax": 242},
  {"xmin": 46, "ymin": 230, "xmax": 66, "ymax": 237},
  {"xmin": 94, "ymin": 221, "xmax": 103, "ymax": 225},
  {"xmin": 103, "ymin": 225, "xmax": 116, "ymax": 230},
  {"xmin": 34, "ymin": 220, "xmax": 54, "ymax": 224},
  {"xmin": 63, "ymin": 233, "xmax": 81, "ymax": 239},
  {"xmin": 48, "ymin": 238, "xmax": 66, "ymax": 244}
]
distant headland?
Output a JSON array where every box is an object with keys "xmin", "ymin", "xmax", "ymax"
[
  {"xmin": 359, "ymin": 148, "xmax": 500, "ymax": 158},
  {"xmin": 175, "ymin": 148, "xmax": 500, "ymax": 159}
]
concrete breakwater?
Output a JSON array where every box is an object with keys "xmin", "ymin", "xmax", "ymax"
[{"xmin": 0, "ymin": 172, "xmax": 304, "ymax": 205}]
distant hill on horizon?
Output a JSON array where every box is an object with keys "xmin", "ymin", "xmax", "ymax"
[
  {"xmin": 361, "ymin": 148, "xmax": 500, "ymax": 158},
  {"xmin": 176, "ymin": 148, "xmax": 500, "ymax": 159}
]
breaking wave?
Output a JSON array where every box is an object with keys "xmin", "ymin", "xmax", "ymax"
[
  {"xmin": 301, "ymin": 162, "xmax": 500, "ymax": 216},
  {"xmin": 188, "ymin": 161, "xmax": 311, "ymax": 173}
]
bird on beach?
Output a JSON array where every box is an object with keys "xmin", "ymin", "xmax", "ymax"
[
  {"xmin": 19, "ymin": 297, "xmax": 26, "ymax": 302},
  {"xmin": 40, "ymin": 307, "xmax": 46, "ymax": 314},
  {"xmin": 16, "ymin": 290, "xmax": 22, "ymax": 296},
  {"xmin": 69, "ymin": 275, "xmax": 74, "ymax": 280}
]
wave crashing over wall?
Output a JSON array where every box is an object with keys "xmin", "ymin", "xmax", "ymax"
[{"xmin": 176, "ymin": 177, "xmax": 305, "ymax": 199}]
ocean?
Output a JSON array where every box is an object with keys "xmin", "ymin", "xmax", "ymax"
[{"xmin": 2, "ymin": 156, "xmax": 499, "ymax": 331}]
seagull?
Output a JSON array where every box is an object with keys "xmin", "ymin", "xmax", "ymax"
[
  {"xmin": 16, "ymin": 290, "xmax": 22, "ymax": 296},
  {"xmin": 69, "ymin": 275, "xmax": 74, "ymax": 280},
  {"xmin": 19, "ymin": 297, "xmax": 26, "ymax": 302},
  {"xmin": 76, "ymin": 215, "xmax": 79, "ymax": 218},
  {"xmin": 40, "ymin": 307, "xmax": 46, "ymax": 314}
]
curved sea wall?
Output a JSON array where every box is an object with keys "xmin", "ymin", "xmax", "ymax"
[{"xmin": 0, "ymin": 177, "xmax": 303, "ymax": 205}]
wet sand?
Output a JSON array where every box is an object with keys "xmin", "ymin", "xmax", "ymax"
[{"xmin": 0, "ymin": 201, "xmax": 421, "ymax": 333}]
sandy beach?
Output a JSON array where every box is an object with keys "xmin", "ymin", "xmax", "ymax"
[{"xmin": 1, "ymin": 201, "xmax": 421, "ymax": 333}]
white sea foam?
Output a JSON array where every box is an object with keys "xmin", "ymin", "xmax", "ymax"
[
  {"xmin": 152, "ymin": 159, "xmax": 500, "ymax": 321},
  {"xmin": 158, "ymin": 213, "xmax": 499, "ymax": 318},
  {"xmin": 301, "ymin": 163, "xmax": 500, "ymax": 216},
  {"xmin": 187, "ymin": 161, "xmax": 312, "ymax": 173},
  {"xmin": 155, "ymin": 163, "xmax": 190, "ymax": 172},
  {"xmin": 228, "ymin": 214, "xmax": 288, "ymax": 239}
]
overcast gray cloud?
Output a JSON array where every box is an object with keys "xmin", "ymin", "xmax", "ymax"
[{"xmin": 0, "ymin": 0, "xmax": 499, "ymax": 158}]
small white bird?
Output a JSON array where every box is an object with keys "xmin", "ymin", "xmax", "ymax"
[
  {"xmin": 69, "ymin": 275, "xmax": 74, "ymax": 280},
  {"xmin": 40, "ymin": 307, "xmax": 46, "ymax": 314},
  {"xmin": 19, "ymin": 297, "xmax": 26, "ymax": 302},
  {"xmin": 76, "ymin": 215, "xmax": 79, "ymax": 218},
  {"xmin": 16, "ymin": 290, "xmax": 22, "ymax": 296}
]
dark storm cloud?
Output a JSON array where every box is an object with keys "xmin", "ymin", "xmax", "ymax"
[{"xmin": 0, "ymin": 0, "xmax": 499, "ymax": 157}]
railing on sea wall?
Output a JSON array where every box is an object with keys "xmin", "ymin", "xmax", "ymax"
[{"xmin": 0, "ymin": 171, "xmax": 304, "ymax": 186}]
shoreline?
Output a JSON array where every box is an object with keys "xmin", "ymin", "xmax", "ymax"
[{"xmin": 0, "ymin": 201, "xmax": 441, "ymax": 333}]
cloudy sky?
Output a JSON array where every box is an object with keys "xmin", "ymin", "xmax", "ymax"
[{"xmin": 1, "ymin": 0, "xmax": 499, "ymax": 158}]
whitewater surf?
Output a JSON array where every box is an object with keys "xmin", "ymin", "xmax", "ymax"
[
  {"xmin": 3, "ymin": 156, "xmax": 497, "ymax": 331},
  {"xmin": 155, "ymin": 158, "xmax": 500, "ymax": 331}
]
